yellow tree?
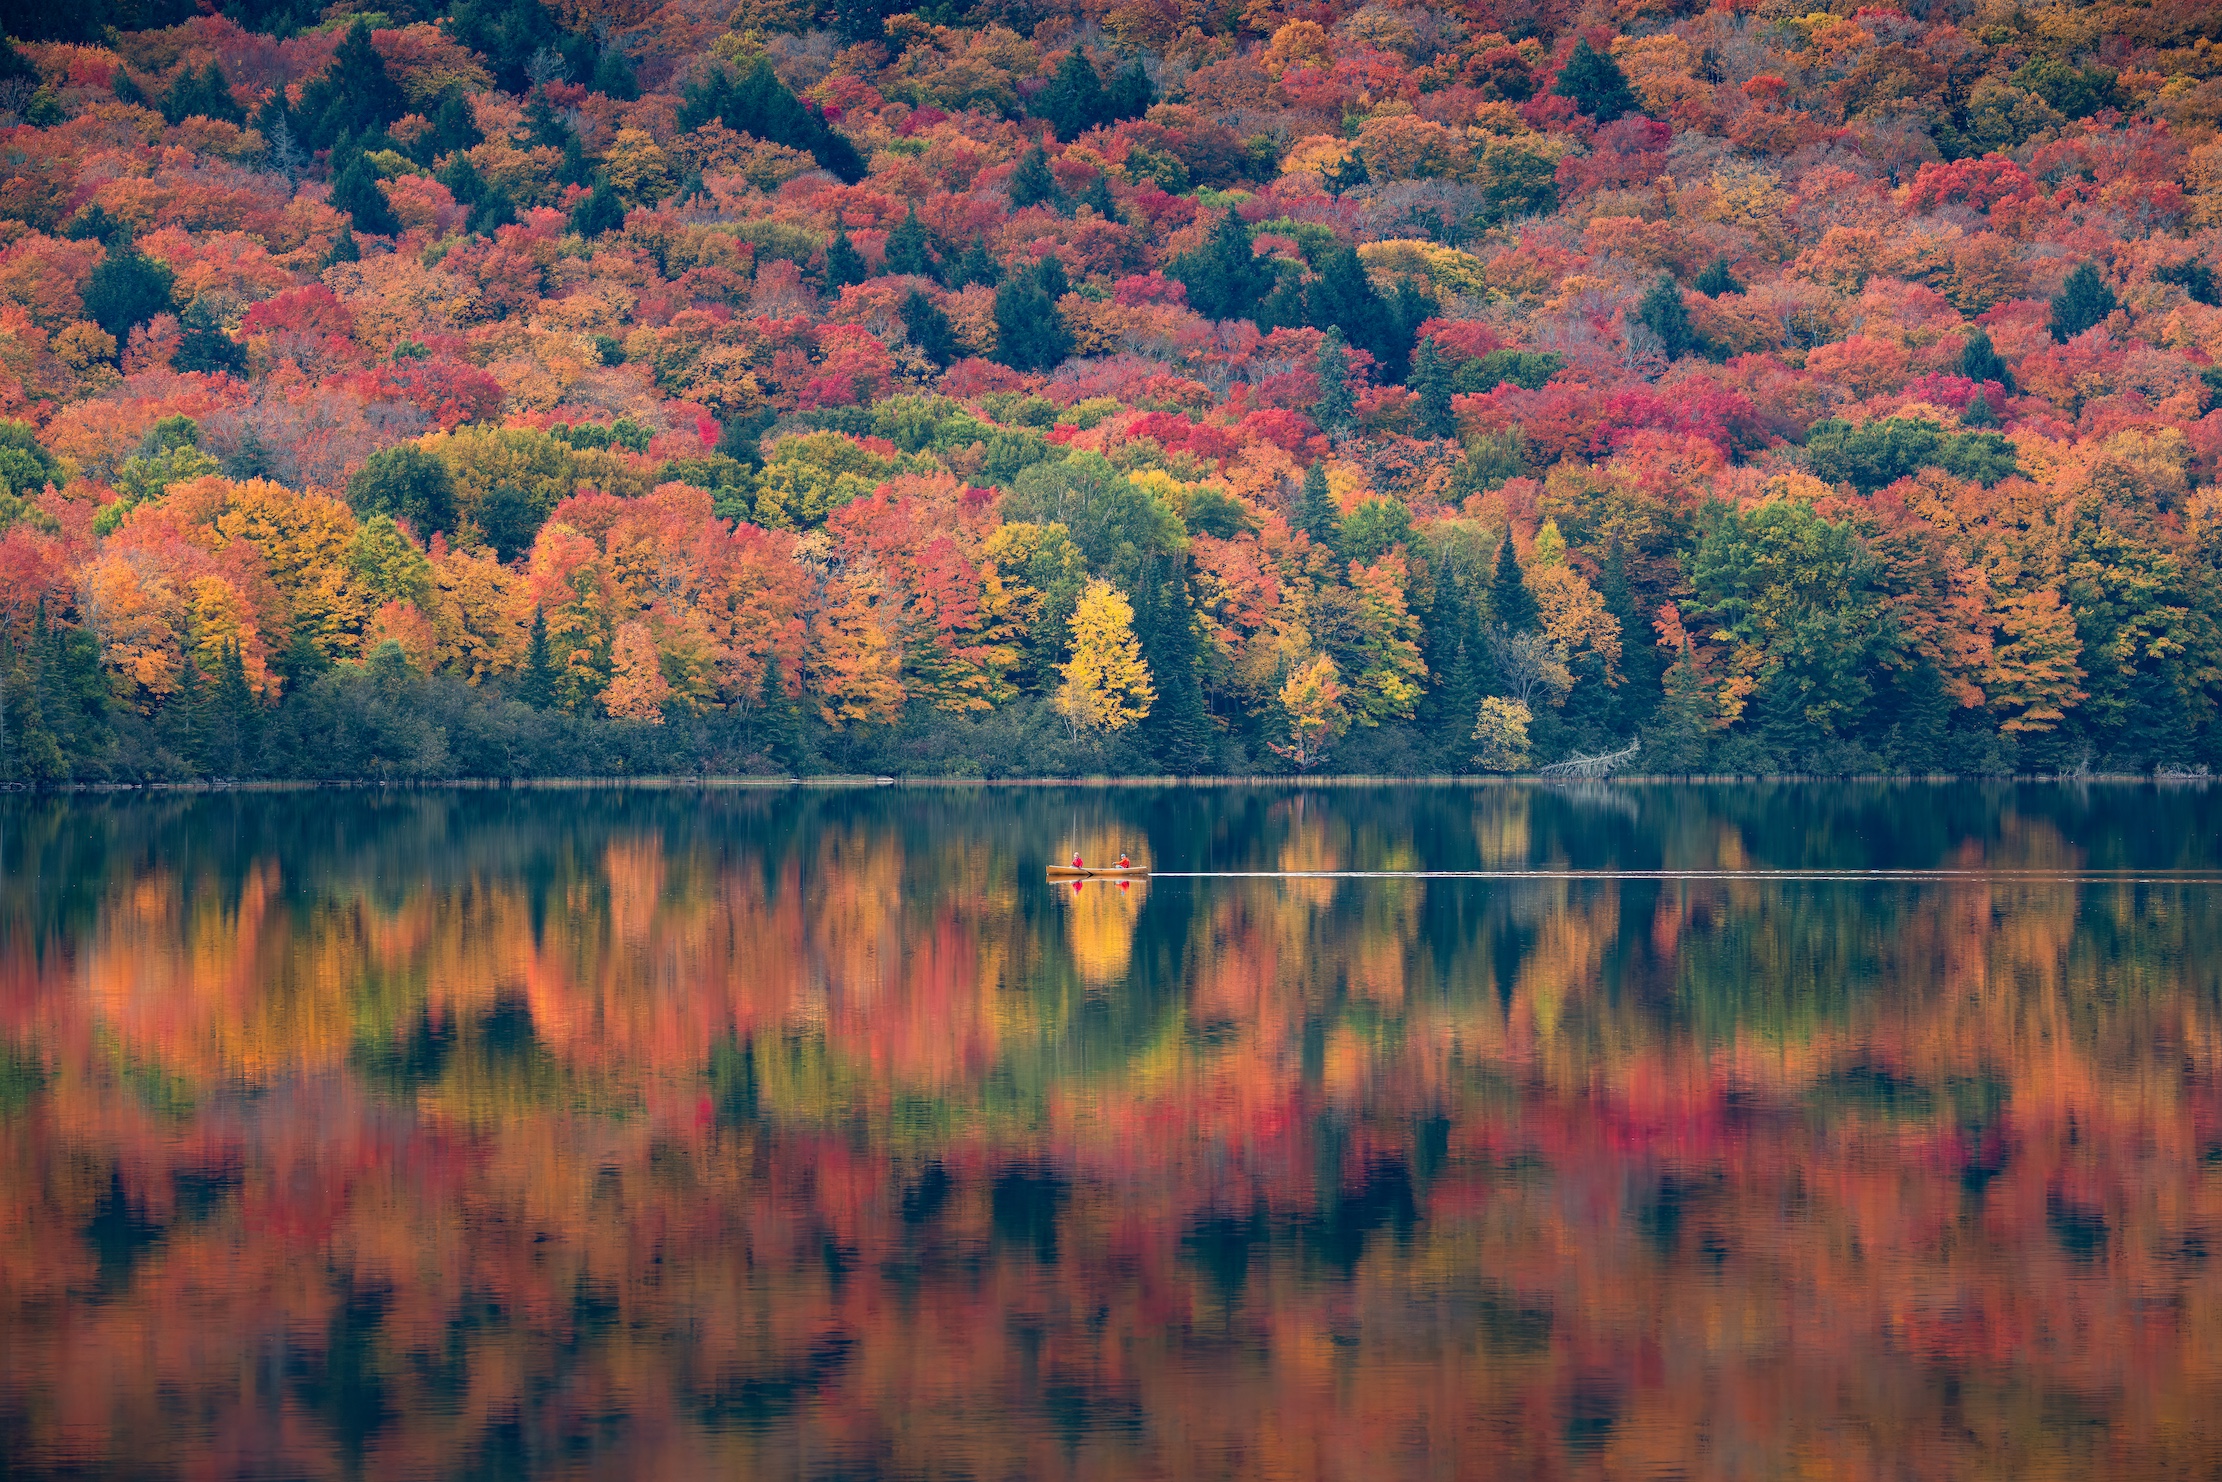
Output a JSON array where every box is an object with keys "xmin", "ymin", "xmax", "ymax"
[
  {"xmin": 1055, "ymin": 579, "xmax": 1154, "ymax": 739},
  {"xmin": 1272, "ymin": 652, "xmax": 1348, "ymax": 770}
]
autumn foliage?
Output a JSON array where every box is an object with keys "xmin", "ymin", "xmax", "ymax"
[{"xmin": 1, "ymin": 0, "xmax": 2220, "ymax": 777}]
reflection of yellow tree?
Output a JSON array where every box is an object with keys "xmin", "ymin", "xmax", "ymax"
[{"xmin": 1062, "ymin": 879, "xmax": 1144, "ymax": 986}]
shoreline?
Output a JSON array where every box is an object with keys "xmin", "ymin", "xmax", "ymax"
[{"xmin": 4, "ymin": 771, "xmax": 2209, "ymax": 794}]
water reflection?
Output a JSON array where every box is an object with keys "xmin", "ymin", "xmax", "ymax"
[{"xmin": 3, "ymin": 783, "xmax": 2221, "ymax": 1478}]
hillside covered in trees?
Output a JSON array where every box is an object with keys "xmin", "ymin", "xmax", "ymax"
[{"xmin": 0, "ymin": 0, "xmax": 2218, "ymax": 778}]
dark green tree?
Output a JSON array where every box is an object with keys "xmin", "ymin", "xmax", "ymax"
[
  {"xmin": 1169, "ymin": 208, "xmax": 1272, "ymax": 322},
  {"xmin": 591, "ymin": 47, "xmax": 639, "ymax": 100},
  {"xmin": 1040, "ymin": 46, "xmax": 1107, "ymax": 142},
  {"xmin": 1139, "ymin": 572, "xmax": 1216, "ymax": 772},
  {"xmin": 823, "ymin": 218, "xmax": 867, "ymax": 288},
  {"xmin": 943, "ymin": 237, "xmax": 1003, "ymax": 290},
  {"xmin": 325, "ymin": 224, "xmax": 360, "ymax": 265},
  {"xmin": 174, "ymin": 300, "xmax": 246, "ymax": 378},
  {"xmin": 570, "ymin": 175, "xmax": 626, "ymax": 237},
  {"xmin": 112, "ymin": 68, "xmax": 150, "ymax": 108},
  {"xmin": 1490, "ymin": 533, "xmax": 1537, "ymax": 632},
  {"xmin": 347, "ymin": 446, "xmax": 457, "ymax": 537},
  {"xmin": 1108, "ymin": 58, "xmax": 1154, "ymax": 120},
  {"xmin": 884, "ymin": 206, "xmax": 936, "ymax": 277},
  {"xmin": 416, "ymin": 92, "xmax": 483, "ymax": 166},
  {"xmin": 2049, "ymin": 262, "xmax": 2117, "ymax": 342},
  {"xmin": 1007, "ymin": 141, "xmax": 1061, "ymax": 209},
  {"xmin": 1694, "ymin": 257, "xmax": 1743, "ymax": 296},
  {"xmin": 1314, "ymin": 330, "xmax": 1354, "ymax": 438},
  {"xmin": 1554, "ymin": 38, "xmax": 1640, "ymax": 123},
  {"xmin": 1637, "ymin": 273, "xmax": 1697, "ymax": 360},
  {"xmin": 993, "ymin": 264, "xmax": 1072, "ymax": 372},
  {"xmin": 1323, "ymin": 147, "xmax": 1370, "ymax": 197},
  {"xmin": 1306, "ymin": 247, "xmax": 1396, "ymax": 365},
  {"xmin": 85, "ymin": 244, "xmax": 175, "ymax": 346},
  {"xmin": 675, "ymin": 58, "xmax": 866, "ymax": 184},
  {"xmin": 755, "ymin": 651, "xmax": 805, "ymax": 770},
  {"xmin": 900, "ymin": 289, "xmax": 958, "ymax": 368},
  {"xmin": 1079, "ymin": 172, "xmax": 1119, "ymax": 221},
  {"xmin": 520, "ymin": 608, "xmax": 556, "ymax": 709},
  {"xmin": 330, "ymin": 152, "xmax": 400, "ymax": 236},
  {"xmin": 160, "ymin": 62, "xmax": 244, "ymax": 126},
  {"xmin": 1601, "ymin": 543, "xmax": 1662, "ymax": 739},
  {"xmin": 1962, "ymin": 390, "xmax": 1998, "ymax": 427},
  {"xmin": 1298, "ymin": 462, "xmax": 1341, "ymax": 553},
  {"xmin": 1413, "ymin": 337, "xmax": 1455, "ymax": 439},
  {"xmin": 1959, "ymin": 327, "xmax": 2012, "ymax": 389},
  {"xmin": 296, "ymin": 20, "xmax": 406, "ymax": 148}
]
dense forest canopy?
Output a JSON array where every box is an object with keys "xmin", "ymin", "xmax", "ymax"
[{"xmin": 0, "ymin": 0, "xmax": 2219, "ymax": 777}]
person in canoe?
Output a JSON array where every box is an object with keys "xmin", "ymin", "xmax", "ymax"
[
  {"xmin": 1117, "ymin": 853, "xmax": 1131, "ymax": 869},
  {"xmin": 1073, "ymin": 852, "xmax": 1084, "ymax": 869}
]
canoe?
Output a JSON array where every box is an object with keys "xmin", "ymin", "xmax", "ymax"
[{"xmin": 1047, "ymin": 866, "xmax": 1150, "ymax": 879}]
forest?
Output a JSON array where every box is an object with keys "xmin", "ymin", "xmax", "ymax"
[{"xmin": 0, "ymin": 0, "xmax": 2218, "ymax": 778}]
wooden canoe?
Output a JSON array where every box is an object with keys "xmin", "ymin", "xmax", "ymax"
[{"xmin": 1047, "ymin": 866, "xmax": 1150, "ymax": 879}]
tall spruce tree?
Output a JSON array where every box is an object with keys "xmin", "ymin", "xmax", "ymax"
[
  {"xmin": 2050, "ymin": 262, "xmax": 2117, "ymax": 341},
  {"xmin": 1490, "ymin": 534, "xmax": 1537, "ymax": 633},
  {"xmin": 1960, "ymin": 328, "xmax": 2011, "ymax": 388},
  {"xmin": 884, "ymin": 206, "xmax": 936, "ymax": 277},
  {"xmin": 1170, "ymin": 208, "xmax": 1272, "ymax": 322},
  {"xmin": 1554, "ymin": 38, "xmax": 1640, "ymax": 122},
  {"xmin": 756, "ymin": 651, "xmax": 804, "ymax": 770},
  {"xmin": 1637, "ymin": 273, "xmax": 1697, "ymax": 360},
  {"xmin": 1413, "ymin": 337, "xmax": 1455, "ymax": 438},
  {"xmin": 520, "ymin": 608, "xmax": 556, "ymax": 709},
  {"xmin": 1298, "ymin": 462, "xmax": 1342, "ymax": 554},
  {"xmin": 1007, "ymin": 142, "xmax": 1060, "ymax": 209},
  {"xmin": 1040, "ymin": 47, "xmax": 1107, "ymax": 142},
  {"xmin": 823, "ymin": 217, "xmax": 867, "ymax": 288},
  {"xmin": 1315, "ymin": 330, "xmax": 1355, "ymax": 438}
]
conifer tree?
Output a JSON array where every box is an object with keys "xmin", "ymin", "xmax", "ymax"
[
  {"xmin": 1413, "ymin": 337, "xmax": 1455, "ymax": 439},
  {"xmin": 1961, "ymin": 328, "xmax": 2012, "ymax": 389},
  {"xmin": 993, "ymin": 262, "xmax": 1072, "ymax": 371},
  {"xmin": 1694, "ymin": 257, "xmax": 1743, "ymax": 296},
  {"xmin": 1554, "ymin": 38, "xmax": 1640, "ymax": 122},
  {"xmin": 1170, "ymin": 208, "xmax": 1272, "ymax": 322},
  {"xmin": 331, "ymin": 152, "xmax": 400, "ymax": 236},
  {"xmin": 883, "ymin": 206, "xmax": 936, "ymax": 277},
  {"xmin": 1007, "ymin": 142, "xmax": 1060, "ymax": 209},
  {"xmin": 1080, "ymin": 172, "xmax": 1119, "ymax": 221},
  {"xmin": 1139, "ymin": 573, "xmax": 1215, "ymax": 772},
  {"xmin": 570, "ymin": 175, "xmax": 626, "ymax": 237},
  {"xmin": 521, "ymin": 608, "xmax": 556, "ymax": 709},
  {"xmin": 756, "ymin": 651, "xmax": 805, "ymax": 770},
  {"xmin": 1108, "ymin": 58, "xmax": 1154, "ymax": 120},
  {"xmin": 1298, "ymin": 462, "xmax": 1342, "ymax": 553},
  {"xmin": 944, "ymin": 238, "xmax": 1002, "ymax": 290},
  {"xmin": 823, "ymin": 217, "xmax": 867, "ymax": 288},
  {"xmin": 900, "ymin": 289, "xmax": 958, "ymax": 368},
  {"xmin": 2050, "ymin": 262, "xmax": 2117, "ymax": 341},
  {"xmin": 1490, "ymin": 533, "xmax": 1537, "ymax": 633},
  {"xmin": 1963, "ymin": 390, "xmax": 1998, "ymax": 427},
  {"xmin": 1041, "ymin": 47, "xmax": 1107, "ymax": 142},
  {"xmin": 1638, "ymin": 273, "xmax": 1697, "ymax": 360},
  {"xmin": 1315, "ymin": 330, "xmax": 1354, "ymax": 438}
]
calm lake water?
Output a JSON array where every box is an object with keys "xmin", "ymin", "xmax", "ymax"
[{"xmin": 4, "ymin": 782, "xmax": 2222, "ymax": 1479}]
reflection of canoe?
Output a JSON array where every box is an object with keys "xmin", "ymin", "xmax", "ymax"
[{"xmin": 1047, "ymin": 866, "xmax": 1150, "ymax": 879}]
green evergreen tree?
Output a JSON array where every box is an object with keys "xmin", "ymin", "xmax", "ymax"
[
  {"xmin": 163, "ymin": 652, "xmax": 209, "ymax": 775},
  {"xmin": 1007, "ymin": 142, "xmax": 1060, "ymax": 210},
  {"xmin": 1322, "ymin": 148, "xmax": 1370, "ymax": 197},
  {"xmin": 1490, "ymin": 533, "xmax": 1537, "ymax": 633},
  {"xmin": 992, "ymin": 267, "xmax": 1072, "ymax": 372},
  {"xmin": 1963, "ymin": 390, "xmax": 1998, "ymax": 427},
  {"xmin": 1040, "ymin": 47, "xmax": 1107, "ymax": 142},
  {"xmin": 1601, "ymin": 544, "xmax": 1662, "ymax": 739},
  {"xmin": 85, "ymin": 244, "xmax": 175, "ymax": 345},
  {"xmin": 1645, "ymin": 644, "xmax": 1712, "ymax": 772},
  {"xmin": 438, "ymin": 151, "xmax": 487, "ymax": 207},
  {"xmin": 520, "ymin": 608, "xmax": 556, "ymax": 710},
  {"xmin": 2050, "ymin": 262, "xmax": 2117, "ymax": 342},
  {"xmin": 418, "ymin": 92, "xmax": 483, "ymax": 165},
  {"xmin": 325, "ymin": 224, "xmax": 360, "ymax": 265},
  {"xmin": 113, "ymin": 68, "xmax": 150, "ymax": 109},
  {"xmin": 331, "ymin": 152, "xmax": 400, "ymax": 236},
  {"xmin": 944, "ymin": 237, "xmax": 1003, "ymax": 290},
  {"xmin": 348, "ymin": 445, "xmax": 457, "ymax": 537},
  {"xmin": 884, "ymin": 206, "xmax": 936, "ymax": 277},
  {"xmin": 591, "ymin": 47, "xmax": 640, "ymax": 101},
  {"xmin": 298, "ymin": 20, "xmax": 407, "ymax": 147},
  {"xmin": 1416, "ymin": 567, "xmax": 1485, "ymax": 770},
  {"xmin": 756, "ymin": 650, "xmax": 805, "ymax": 770},
  {"xmin": 1108, "ymin": 58, "xmax": 1154, "ymax": 121},
  {"xmin": 1315, "ymin": 330, "xmax": 1354, "ymax": 438},
  {"xmin": 1412, "ymin": 337, "xmax": 1455, "ymax": 439},
  {"xmin": 1694, "ymin": 257, "xmax": 1743, "ymax": 296},
  {"xmin": 206, "ymin": 641, "xmax": 257, "ymax": 777},
  {"xmin": 1079, "ymin": 172, "xmax": 1119, "ymax": 221},
  {"xmin": 174, "ymin": 300, "xmax": 245, "ymax": 378},
  {"xmin": 161, "ymin": 62, "xmax": 245, "ymax": 126},
  {"xmin": 1170, "ymin": 208, "xmax": 1273, "ymax": 322},
  {"xmin": 1883, "ymin": 659, "xmax": 1951, "ymax": 773},
  {"xmin": 1139, "ymin": 571, "xmax": 1215, "ymax": 772},
  {"xmin": 900, "ymin": 289, "xmax": 958, "ymax": 368},
  {"xmin": 570, "ymin": 175, "xmax": 626, "ymax": 237},
  {"xmin": 823, "ymin": 217, "xmax": 868, "ymax": 288},
  {"xmin": 1554, "ymin": 38, "xmax": 1640, "ymax": 122},
  {"xmin": 1298, "ymin": 462, "xmax": 1342, "ymax": 554},
  {"xmin": 467, "ymin": 188, "xmax": 518, "ymax": 237},
  {"xmin": 1637, "ymin": 273, "xmax": 1697, "ymax": 360},
  {"xmin": 1306, "ymin": 247, "xmax": 1396, "ymax": 365},
  {"xmin": 1960, "ymin": 327, "xmax": 2012, "ymax": 389}
]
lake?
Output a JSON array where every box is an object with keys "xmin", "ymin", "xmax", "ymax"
[{"xmin": 4, "ymin": 781, "xmax": 2222, "ymax": 1479}]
